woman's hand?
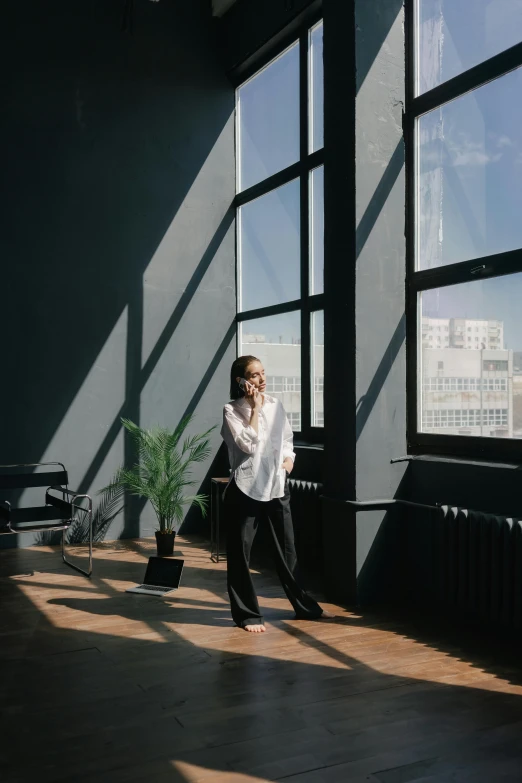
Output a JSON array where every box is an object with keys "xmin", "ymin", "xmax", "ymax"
[
  {"xmin": 282, "ymin": 457, "xmax": 294, "ymax": 474},
  {"xmin": 245, "ymin": 382, "xmax": 263, "ymax": 411}
]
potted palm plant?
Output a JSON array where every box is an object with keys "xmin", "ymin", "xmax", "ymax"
[{"xmin": 100, "ymin": 415, "xmax": 215, "ymax": 557}]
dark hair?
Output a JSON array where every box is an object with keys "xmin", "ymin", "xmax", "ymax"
[{"xmin": 229, "ymin": 355, "xmax": 260, "ymax": 400}]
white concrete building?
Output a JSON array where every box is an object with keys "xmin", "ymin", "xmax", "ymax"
[
  {"xmin": 422, "ymin": 317, "xmax": 504, "ymax": 351},
  {"xmin": 421, "ymin": 346, "xmax": 513, "ymax": 438}
]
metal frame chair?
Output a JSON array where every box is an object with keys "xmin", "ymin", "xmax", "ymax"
[{"xmin": 0, "ymin": 462, "xmax": 93, "ymax": 577}]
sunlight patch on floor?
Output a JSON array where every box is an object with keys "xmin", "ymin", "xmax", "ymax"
[
  {"xmin": 171, "ymin": 760, "xmax": 269, "ymax": 782},
  {"xmin": 8, "ymin": 539, "xmax": 522, "ymax": 697},
  {"xmin": 13, "ymin": 582, "xmax": 170, "ymax": 641}
]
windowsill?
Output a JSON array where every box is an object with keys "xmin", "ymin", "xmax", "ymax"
[{"xmin": 400, "ymin": 453, "xmax": 522, "ymax": 471}]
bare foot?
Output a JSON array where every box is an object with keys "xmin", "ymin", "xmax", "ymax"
[
  {"xmin": 320, "ymin": 610, "xmax": 335, "ymax": 619},
  {"xmin": 244, "ymin": 623, "xmax": 266, "ymax": 633}
]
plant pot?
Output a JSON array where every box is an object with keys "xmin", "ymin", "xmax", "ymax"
[{"xmin": 155, "ymin": 530, "xmax": 175, "ymax": 557}]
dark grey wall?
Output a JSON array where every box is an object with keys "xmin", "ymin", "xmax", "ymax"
[
  {"xmin": 2, "ymin": 0, "xmax": 236, "ymax": 546},
  {"xmin": 354, "ymin": 0, "xmax": 407, "ymax": 604},
  {"xmin": 321, "ymin": 0, "xmax": 407, "ymax": 604},
  {"xmin": 350, "ymin": 1, "xmax": 522, "ymax": 610}
]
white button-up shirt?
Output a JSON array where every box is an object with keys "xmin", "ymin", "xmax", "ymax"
[{"xmin": 221, "ymin": 395, "xmax": 296, "ymax": 502}]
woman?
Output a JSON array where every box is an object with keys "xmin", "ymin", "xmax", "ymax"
[{"xmin": 221, "ymin": 355, "xmax": 333, "ymax": 633}]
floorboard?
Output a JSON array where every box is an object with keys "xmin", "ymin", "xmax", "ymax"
[{"xmin": 1, "ymin": 536, "xmax": 522, "ymax": 782}]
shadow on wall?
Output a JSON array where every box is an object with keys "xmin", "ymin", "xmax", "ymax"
[
  {"xmin": 355, "ymin": 0, "xmax": 404, "ymax": 93},
  {"xmin": 2, "ymin": 0, "xmax": 236, "ymax": 547},
  {"xmin": 356, "ymin": 468, "xmax": 412, "ymax": 606}
]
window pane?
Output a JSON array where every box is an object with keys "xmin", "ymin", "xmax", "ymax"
[
  {"xmin": 417, "ymin": 66, "xmax": 522, "ymax": 271},
  {"xmin": 237, "ymin": 43, "xmax": 299, "ymax": 192},
  {"xmin": 310, "ymin": 166, "xmax": 324, "ymax": 295},
  {"xmin": 417, "ymin": 0, "xmax": 522, "ymax": 95},
  {"xmin": 240, "ymin": 312, "xmax": 301, "ymax": 430},
  {"xmin": 312, "ymin": 311, "xmax": 324, "ymax": 428},
  {"xmin": 309, "ymin": 21, "xmax": 324, "ymax": 153},
  {"xmin": 419, "ymin": 273, "xmax": 522, "ymax": 439},
  {"xmin": 239, "ymin": 179, "xmax": 300, "ymax": 312}
]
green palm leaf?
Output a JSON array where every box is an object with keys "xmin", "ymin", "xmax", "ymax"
[{"xmin": 99, "ymin": 417, "xmax": 216, "ymax": 533}]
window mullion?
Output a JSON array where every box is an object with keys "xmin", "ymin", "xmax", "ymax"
[
  {"xmin": 235, "ymin": 20, "xmax": 323, "ymax": 440},
  {"xmin": 412, "ymin": 41, "xmax": 522, "ymax": 117},
  {"xmin": 411, "ymin": 249, "xmax": 522, "ymax": 294},
  {"xmin": 405, "ymin": 0, "xmax": 417, "ymax": 448},
  {"xmin": 300, "ymin": 30, "xmax": 311, "ymax": 435}
]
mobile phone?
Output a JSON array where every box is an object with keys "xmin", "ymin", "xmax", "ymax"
[{"xmin": 238, "ymin": 378, "xmax": 254, "ymax": 392}]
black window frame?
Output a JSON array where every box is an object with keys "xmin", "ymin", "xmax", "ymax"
[
  {"xmin": 405, "ymin": 0, "xmax": 522, "ymax": 461},
  {"xmin": 233, "ymin": 8, "xmax": 324, "ymax": 444}
]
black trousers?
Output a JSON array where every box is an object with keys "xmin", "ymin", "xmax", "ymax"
[{"xmin": 225, "ymin": 478, "xmax": 322, "ymax": 627}]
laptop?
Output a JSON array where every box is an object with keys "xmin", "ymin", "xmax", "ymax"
[{"xmin": 126, "ymin": 557, "xmax": 184, "ymax": 596}]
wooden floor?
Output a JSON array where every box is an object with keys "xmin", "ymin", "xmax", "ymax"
[{"xmin": 2, "ymin": 537, "xmax": 522, "ymax": 783}]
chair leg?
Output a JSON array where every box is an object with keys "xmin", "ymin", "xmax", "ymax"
[{"xmin": 62, "ymin": 505, "xmax": 93, "ymax": 578}]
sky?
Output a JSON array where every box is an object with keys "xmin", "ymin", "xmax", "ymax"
[
  {"xmin": 418, "ymin": 0, "xmax": 522, "ymax": 93},
  {"xmin": 418, "ymin": 1, "xmax": 522, "ymax": 354}
]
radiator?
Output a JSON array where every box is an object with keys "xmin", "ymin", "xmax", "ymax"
[
  {"xmin": 288, "ymin": 479, "xmax": 323, "ymax": 578},
  {"xmin": 441, "ymin": 507, "xmax": 522, "ymax": 630}
]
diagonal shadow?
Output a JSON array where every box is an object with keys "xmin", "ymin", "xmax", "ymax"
[
  {"xmin": 356, "ymin": 140, "xmax": 404, "ymax": 259},
  {"xmin": 76, "ymin": 208, "xmax": 235, "ymax": 497},
  {"xmin": 4, "ymin": 541, "xmax": 522, "ymax": 783},
  {"xmin": 356, "ymin": 313, "xmax": 406, "ymax": 441},
  {"xmin": 141, "ymin": 210, "xmax": 234, "ymax": 390},
  {"xmin": 179, "ymin": 321, "xmax": 236, "ymax": 425},
  {"xmin": 78, "ymin": 320, "xmax": 235, "ymax": 534},
  {"xmin": 355, "ymin": 0, "xmax": 404, "ymax": 94},
  {"xmin": 279, "ymin": 621, "xmax": 382, "ymax": 672},
  {"xmin": 131, "ymin": 321, "xmax": 236, "ymax": 526}
]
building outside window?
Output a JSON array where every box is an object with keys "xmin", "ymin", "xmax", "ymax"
[
  {"xmin": 265, "ymin": 376, "xmax": 284, "ymax": 393},
  {"xmin": 235, "ymin": 17, "xmax": 324, "ymax": 435},
  {"xmin": 407, "ymin": 0, "xmax": 522, "ymax": 452},
  {"xmin": 287, "ymin": 411, "xmax": 302, "ymax": 431}
]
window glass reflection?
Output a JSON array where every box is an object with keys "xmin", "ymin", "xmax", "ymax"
[
  {"xmin": 239, "ymin": 180, "xmax": 300, "ymax": 312},
  {"xmin": 309, "ymin": 21, "xmax": 324, "ymax": 153},
  {"xmin": 417, "ymin": 66, "xmax": 522, "ymax": 270},
  {"xmin": 237, "ymin": 43, "xmax": 299, "ymax": 192},
  {"xmin": 419, "ymin": 273, "xmax": 522, "ymax": 439},
  {"xmin": 312, "ymin": 311, "xmax": 324, "ymax": 427},
  {"xmin": 310, "ymin": 166, "xmax": 324, "ymax": 294},
  {"xmin": 417, "ymin": 0, "xmax": 522, "ymax": 95}
]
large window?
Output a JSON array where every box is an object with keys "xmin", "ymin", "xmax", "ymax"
[
  {"xmin": 236, "ymin": 17, "xmax": 324, "ymax": 436},
  {"xmin": 407, "ymin": 1, "xmax": 522, "ymax": 456}
]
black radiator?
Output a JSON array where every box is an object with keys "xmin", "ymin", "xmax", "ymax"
[
  {"xmin": 288, "ymin": 479, "xmax": 323, "ymax": 580},
  {"xmin": 440, "ymin": 507, "xmax": 522, "ymax": 631}
]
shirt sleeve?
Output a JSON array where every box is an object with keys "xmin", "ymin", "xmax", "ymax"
[
  {"xmin": 222, "ymin": 404, "xmax": 259, "ymax": 455},
  {"xmin": 282, "ymin": 409, "xmax": 296, "ymax": 462}
]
